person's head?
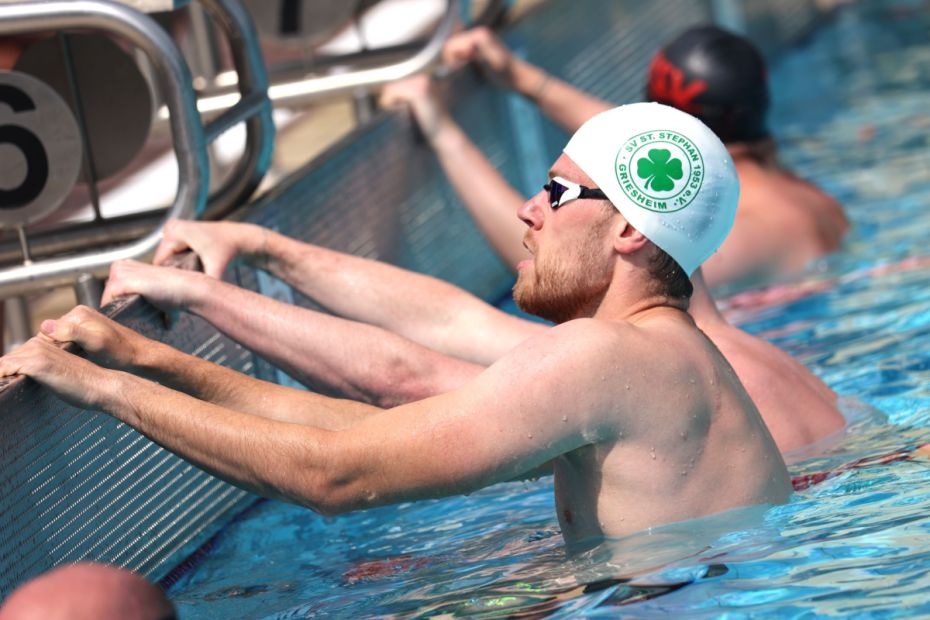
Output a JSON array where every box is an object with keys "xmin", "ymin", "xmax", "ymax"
[
  {"xmin": 0, "ymin": 563, "xmax": 176, "ymax": 620},
  {"xmin": 646, "ymin": 25, "xmax": 769, "ymax": 144},
  {"xmin": 513, "ymin": 103, "xmax": 739, "ymax": 322}
]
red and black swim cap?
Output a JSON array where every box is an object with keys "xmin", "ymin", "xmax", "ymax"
[{"xmin": 646, "ymin": 25, "xmax": 769, "ymax": 144}]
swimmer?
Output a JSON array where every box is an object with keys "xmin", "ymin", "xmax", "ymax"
[
  {"xmin": 379, "ymin": 74, "xmax": 843, "ymax": 452},
  {"xmin": 1, "ymin": 104, "xmax": 790, "ymax": 543},
  {"xmin": 439, "ymin": 25, "xmax": 849, "ymax": 289},
  {"xmin": 0, "ymin": 562, "xmax": 177, "ymax": 620}
]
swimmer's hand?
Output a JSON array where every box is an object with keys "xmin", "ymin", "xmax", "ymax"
[
  {"xmin": 379, "ymin": 75, "xmax": 446, "ymax": 141},
  {"xmin": 0, "ymin": 334, "xmax": 113, "ymax": 409},
  {"xmin": 155, "ymin": 220, "xmax": 264, "ymax": 280},
  {"xmin": 102, "ymin": 259, "xmax": 207, "ymax": 310},
  {"xmin": 441, "ymin": 27, "xmax": 514, "ymax": 84},
  {"xmin": 39, "ymin": 305, "xmax": 147, "ymax": 372}
]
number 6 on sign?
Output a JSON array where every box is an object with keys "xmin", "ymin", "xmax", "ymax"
[{"xmin": 0, "ymin": 71, "xmax": 81, "ymax": 229}]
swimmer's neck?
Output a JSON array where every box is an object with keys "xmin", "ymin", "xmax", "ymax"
[
  {"xmin": 580, "ymin": 259, "xmax": 691, "ymax": 325},
  {"xmin": 591, "ymin": 291, "xmax": 691, "ymax": 326},
  {"xmin": 727, "ymin": 137, "xmax": 780, "ymax": 169},
  {"xmin": 687, "ymin": 268, "xmax": 727, "ymax": 328}
]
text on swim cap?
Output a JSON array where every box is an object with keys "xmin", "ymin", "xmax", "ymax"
[{"xmin": 614, "ymin": 130, "xmax": 704, "ymax": 213}]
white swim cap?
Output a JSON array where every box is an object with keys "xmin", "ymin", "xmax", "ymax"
[{"xmin": 563, "ymin": 102, "xmax": 739, "ymax": 276}]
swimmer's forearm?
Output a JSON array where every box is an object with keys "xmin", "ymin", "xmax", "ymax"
[
  {"xmin": 98, "ymin": 371, "xmax": 353, "ymax": 511},
  {"xmin": 185, "ymin": 277, "xmax": 486, "ymax": 406},
  {"xmin": 242, "ymin": 230, "xmax": 539, "ymax": 365},
  {"xmin": 508, "ymin": 58, "xmax": 612, "ymax": 133},
  {"xmin": 429, "ymin": 115, "xmax": 528, "ymax": 271},
  {"xmin": 129, "ymin": 339, "xmax": 375, "ymax": 429}
]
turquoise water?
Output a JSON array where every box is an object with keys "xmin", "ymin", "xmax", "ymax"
[{"xmin": 168, "ymin": 2, "xmax": 930, "ymax": 617}]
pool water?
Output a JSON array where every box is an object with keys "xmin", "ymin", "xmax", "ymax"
[{"xmin": 168, "ymin": 2, "xmax": 930, "ymax": 617}]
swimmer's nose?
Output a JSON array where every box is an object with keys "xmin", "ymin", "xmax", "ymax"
[{"xmin": 518, "ymin": 191, "xmax": 545, "ymax": 230}]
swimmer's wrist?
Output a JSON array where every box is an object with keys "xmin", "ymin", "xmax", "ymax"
[
  {"xmin": 427, "ymin": 112, "xmax": 461, "ymax": 150},
  {"xmin": 126, "ymin": 338, "xmax": 174, "ymax": 377},
  {"xmin": 511, "ymin": 59, "xmax": 548, "ymax": 100},
  {"xmin": 180, "ymin": 272, "xmax": 219, "ymax": 314},
  {"xmin": 237, "ymin": 225, "xmax": 273, "ymax": 269},
  {"xmin": 94, "ymin": 368, "xmax": 137, "ymax": 416},
  {"xmin": 98, "ymin": 371, "xmax": 152, "ymax": 428}
]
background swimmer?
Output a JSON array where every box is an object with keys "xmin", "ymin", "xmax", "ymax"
[
  {"xmin": 439, "ymin": 25, "xmax": 849, "ymax": 289},
  {"xmin": 379, "ymin": 70, "xmax": 843, "ymax": 452}
]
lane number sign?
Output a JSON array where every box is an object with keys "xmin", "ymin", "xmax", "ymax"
[{"xmin": 0, "ymin": 71, "xmax": 81, "ymax": 228}]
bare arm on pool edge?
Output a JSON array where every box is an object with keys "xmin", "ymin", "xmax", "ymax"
[
  {"xmin": 381, "ymin": 75, "xmax": 529, "ymax": 272},
  {"xmin": 38, "ymin": 305, "xmax": 383, "ymax": 428},
  {"xmin": 0, "ymin": 322, "xmax": 603, "ymax": 512},
  {"xmin": 141, "ymin": 221, "xmax": 544, "ymax": 366},
  {"xmin": 441, "ymin": 27, "xmax": 612, "ymax": 135},
  {"xmin": 99, "ymin": 264, "xmax": 488, "ymax": 408}
]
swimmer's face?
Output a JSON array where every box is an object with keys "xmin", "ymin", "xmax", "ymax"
[{"xmin": 513, "ymin": 154, "xmax": 616, "ymax": 323}]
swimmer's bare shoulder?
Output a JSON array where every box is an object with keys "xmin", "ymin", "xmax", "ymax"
[
  {"xmin": 512, "ymin": 315, "xmax": 791, "ymax": 537},
  {"xmin": 319, "ymin": 315, "xmax": 788, "ymax": 537}
]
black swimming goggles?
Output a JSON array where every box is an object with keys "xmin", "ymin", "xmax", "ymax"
[{"xmin": 544, "ymin": 177, "xmax": 608, "ymax": 210}]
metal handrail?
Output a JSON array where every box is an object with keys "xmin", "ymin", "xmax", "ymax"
[
  {"xmin": 0, "ymin": 0, "xmax": 208, "ymax": 297},
  {"xmin": 196, "ymin": 0, "xmax": 274, "ymax": 219},
  {"xmin": 182, "ymin": 0, "xmax": 459, "ymax": 115}
]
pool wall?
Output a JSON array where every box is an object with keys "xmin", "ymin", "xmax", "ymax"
[{"xmin": 0, "ymin": 0, "xmax": 825, "ymax": 598}]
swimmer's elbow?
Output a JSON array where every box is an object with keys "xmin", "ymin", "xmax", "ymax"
[
  {"xmin": 366, "ymin": 355, "xmax": 454, "ymax": 407},
  {"xmin": 306, "ymin": 481, "xmax": 380, "ymax": 517},
  {"xmin": 289, "ymin": 447, "xmax": 376, "ymax": 517}
]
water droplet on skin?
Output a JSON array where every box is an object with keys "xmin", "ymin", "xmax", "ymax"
[
  {"xmin": 625, "ymin": 384, "xmax": 631, "ymax": 390},
  {"xmin": 561, "ymin": 415, "xmax": 568, "ymax": 423},
  {"xmin": 527, "ymin": 433, "xmax": 534, "ymax": 439},
  {"xmin": 650, "ymin": 447, "xmax": 657, "ymax": 460},
  {"xmin": 680, "ymin": 469, "xmax": 688, "ymax": 476},
  {"xmin": 680, "ymin": 430, "xmax": 687, "ymax": 439},
  {"xmin": 689, "ymin": 378, "xmax": 696, "ymax": 384}
]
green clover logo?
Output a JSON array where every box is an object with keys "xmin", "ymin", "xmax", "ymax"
[{"xmin": 636, "ymin": 148, "xmax": 683, "ymax": 192}]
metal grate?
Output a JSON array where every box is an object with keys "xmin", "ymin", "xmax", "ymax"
[{"xmin": 0, "ymin": 300, "xmax": 256, "ymax": 597}]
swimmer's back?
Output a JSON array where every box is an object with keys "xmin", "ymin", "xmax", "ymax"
[
  {"xmin": 703, "ymin": 157, "xmax": 849, "ymax": 288},
  {"xmin": 708, "ymin": 321, "xmax": 844, "ymax": 453},
  {"xmin": 551, "ymin": 314, "xmax": 791, "ymax": 542}
]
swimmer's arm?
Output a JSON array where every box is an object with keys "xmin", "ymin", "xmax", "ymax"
[
  {"xmin": 104, "ymin": 261, "xmax": 497, "ymax": 404},
  {"xmin": 138, "ymin": 346, "xmax": 380, "ymax": 430},
  {"xmin": 18, "ymin": 322, "xmax": 601, "ymax": 512},
  {"xmin": 509, "ymin": 58, "xmax": 613, "ymax": 133},
  {"xmin": 40, "ymin": 307, "xmax": 378, "ymax": 428},
  {"xmin": 380, "ymin": 76, "xmax": 527, "ymax": 270},
  {"xmin": 249, "ymin": 232, "xmax": 546, "ymax": 365},
  {"xmin": 44, "ymin": 304, "xmax": 479, "ymax": 415},
  {"xmin": 296, "ymin": 321, "xmax": 609, "ymax": 512},
  {"xmin": 442, "ymin": 27, "xmax": 610, "ymax": 134},
  {"xmin": 426, "ymin": 112, "xmax": 529, "ymax": 271},
  {"xmin": 183, "ymin": 278, "xmax": 487, "ymax": 406}
]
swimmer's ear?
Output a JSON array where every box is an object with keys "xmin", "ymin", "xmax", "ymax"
[{"xmin": 611, "ymin": 218, "xmax": 649, "ymax": 256}]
